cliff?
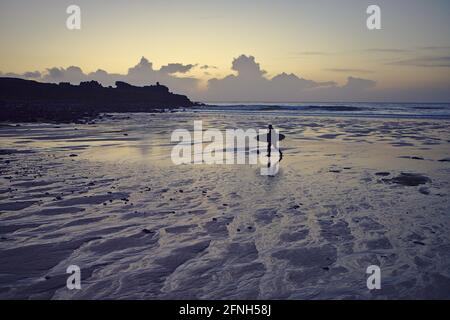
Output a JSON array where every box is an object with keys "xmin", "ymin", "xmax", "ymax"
[{"xmin": 0, "ymin": 78, "xmax": 195, "ymax": 122}]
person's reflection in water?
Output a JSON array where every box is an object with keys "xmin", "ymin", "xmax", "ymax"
[{"xmin": 266, "ymin": 124, "xmax": 283, "ymax": 161}]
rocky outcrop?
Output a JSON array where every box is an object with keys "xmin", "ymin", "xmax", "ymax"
[{"xmin": 0, "ymin": 78, "xmax": 195, "ymax": 122}]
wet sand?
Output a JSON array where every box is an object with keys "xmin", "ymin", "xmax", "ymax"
[{"xmin": 1, "ymin": 112, "xmax": 450, "ymax": 299}]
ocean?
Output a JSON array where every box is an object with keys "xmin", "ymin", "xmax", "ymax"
[{"xmin": 192, "ymin": 102, "xmax": 450, "ymax": 119}]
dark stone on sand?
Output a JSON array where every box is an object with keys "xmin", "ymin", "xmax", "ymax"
[
  {"xmin": 399, "ymin": 156, "xmax": 424, "ymax": 160},
  {"xmin": 382, "ymin": 173, "xmax": 431, "ymax": 187},
  {"xmin": 329, "ymin": 169, "xmax": 341, "ymax": 173},
  {"xmin": 375, "ymin": 172, "xmax": 390, "ymax": 177},
  {"xmin": 69, "ymin": 154, "xmax": 78, "ymax": 157},
  {"xmin": 438, "ymin": 158, "xmax": 450, "ymax": 162},
  {"xmin": 391, "ymin": 142, "xmax": 415, "ymax": 147},
  {"xmin": 413, "ymin": 241, "xmax": 426, "ymax": 246},
  {"xmin": 419, "ymin": 187, "xmax": 430, "ymax": 195},
  {"xmin": 318, "ymin": 134, "xmax": 342, "ymax": 139},
  {"xmin": 142, "ymin": 229, "xmax": 153, "ymax": 234}
]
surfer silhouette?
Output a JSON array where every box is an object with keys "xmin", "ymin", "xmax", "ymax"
[{"xmin": 256, "ymin": 124, "xmax": 284, "ymax": 162}]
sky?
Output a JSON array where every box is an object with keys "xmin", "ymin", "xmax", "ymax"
[{"xmin": 0, "ymin": 0, "xmax": 449, "ymax": 102}]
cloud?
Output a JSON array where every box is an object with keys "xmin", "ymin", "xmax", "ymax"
[
  {"xmin": 4, "ymin": 54, "xmax": 449, "ymax": 102},
  {"xmin": 127, "ymin": 57, "xmax": 153, "ymax": 76},
  {"xmin": 10, "ymin": 57, "xmax": 201, "ymax": 96},
  {"xmin": 342, "ymin": 77, "xmax": 376, "ymax": 90},
  {"xmin": 419, "ymin": 46, "xmax": 450, "ymax": 51},
  {"xmin": 271, "ymin": 72, "xmax": 335, "ymax": 89},
  {"xmin": 22, "ymin": 71, "xmax": 41, "ymax": 79},
  {"xmin": 200, "ymin": 65, "xmax": 217, "ymax": 70},
  {"xmin": 46, "ymin": 67, "xmax": 64, "ymax": 79},
  {"xmin": 160, "ymin": 63, "xmax": 196, "ymax": 74},
  {"xmin": 43, "ymin": 66, "xmax": 86, "ymax": 83},
  {"xmin": 366, "ymin": 48, "xmax": 409, "ymax": 53},
  {"xmin": 1, "ymin": 70, "xmax": 42, "ymax": 80},
  {"xmin": 6, "ymin": 54, "xmax": 375, "ymax": 102},
  {"xmin": 2, "ymin": 72, "xmax": 26, "ymax": 78},
  {"xmin": 325, "ymin": 68, "xmax": 374, "ymax": 74},
  {"xmin": 123, "ymin": 57, "xmax": 199, "ymax": 95},
  {"xmin": 387, "ymin": 56, "xmax": 450, "ymax": 68},
  {"xmin": 205, "ymin": 54, "xmax": 375, "ymax": 102},
  {"xmin": 87, "ymin": 69, "xmax": 122, "ymax": 86},
  {"xmin": 231, "ymin": 55, "xmax": 266, "ymax": 78}
]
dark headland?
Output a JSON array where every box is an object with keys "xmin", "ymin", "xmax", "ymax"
[{"xmin": 0, "ymin": 77, "xmax": 196, "ymax": 123}]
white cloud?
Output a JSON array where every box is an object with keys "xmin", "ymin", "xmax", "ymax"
[{"xmin": 205, "ymin": 55, "xmax": 376, "ymax": 102}]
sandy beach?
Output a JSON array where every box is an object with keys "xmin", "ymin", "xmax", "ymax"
[{"xmin": 1, "ymin": 111, "xmax": 450, "ymax": 299}]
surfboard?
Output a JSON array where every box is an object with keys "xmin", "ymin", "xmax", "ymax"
[{"xmin": 256, "ymin": 132, "xmax": 286, "ymax": 142}]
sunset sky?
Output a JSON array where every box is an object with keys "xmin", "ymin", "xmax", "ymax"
[{"xmin": 0, "ymin": 0, "xmax": 449, "ymax": 101}]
